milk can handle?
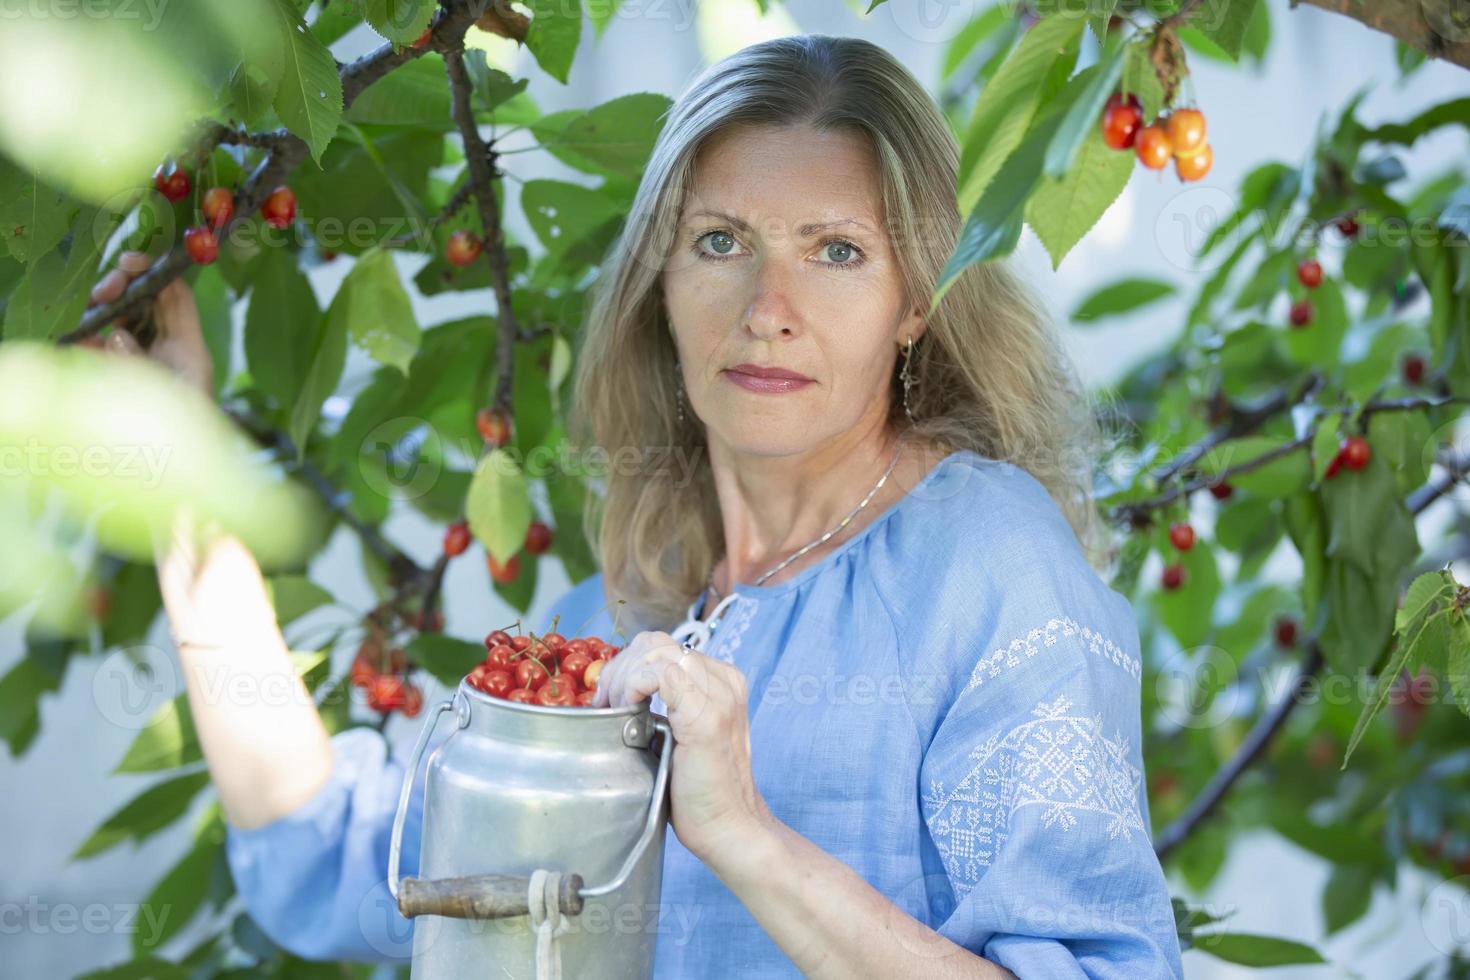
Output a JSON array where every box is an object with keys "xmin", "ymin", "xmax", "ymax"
[
  {"xmin": 390, "ymin": 713, "xmax": 675, "ymax": 921},
  {"xmin": 387, "ymin": 697, "xmax": 455, "ymax": 902}
]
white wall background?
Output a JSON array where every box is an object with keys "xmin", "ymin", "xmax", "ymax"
[{"xmin": 3, "ymin": 1, "xmax": 1468, "ymax": 976}]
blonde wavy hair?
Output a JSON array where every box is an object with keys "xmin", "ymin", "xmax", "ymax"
[{"xmin": 568, "ymin": 33, "xmax": 1114, "ymax": 631}]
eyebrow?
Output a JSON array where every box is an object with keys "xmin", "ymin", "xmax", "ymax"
[{"xmin": 687, "ymin": 209, "xmax": 877, "ymax": 237}]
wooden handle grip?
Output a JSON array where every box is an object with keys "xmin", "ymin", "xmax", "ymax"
[{"xmin": 397, "ymin": 872, "xmax": 585, "ymax": 920}]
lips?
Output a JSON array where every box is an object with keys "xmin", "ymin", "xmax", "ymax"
[{"xmin": 725, "ymin": 363, "xmax": 813, "ymax": 382}]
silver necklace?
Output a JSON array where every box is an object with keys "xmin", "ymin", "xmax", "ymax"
[{"xmin": 697, "ymin": 432, "xmax": 911, "ymax": 622}]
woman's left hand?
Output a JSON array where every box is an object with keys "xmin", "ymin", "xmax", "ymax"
[{"xmin": 592, "ymin": 630, "xmax": 772, "ymax": 864}]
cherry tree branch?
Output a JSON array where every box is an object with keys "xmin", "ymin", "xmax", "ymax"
[
  {"xmin": 442, "ymin": 45, "xmax": 520, "ymax": 415},
  {"xmin": 1289, "ymin": 0, "xmax": 1470, "ymax": 70},
  {"xmin": 58, "ymin": 0, "xmax": 493, "ymax": 344},
  {"xmin": 1153, "ymin": 454, "xmax": 1469, "ymax": 858}
]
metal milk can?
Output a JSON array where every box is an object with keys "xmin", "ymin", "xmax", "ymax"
[{"xmin": 389, "ymin": 678, "xmax": 673, "ymax": 978}]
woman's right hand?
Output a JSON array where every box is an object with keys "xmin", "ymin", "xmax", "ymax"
[{"xmin": 85, "ymin": 249, "xmax": 215, "ymax": 398}]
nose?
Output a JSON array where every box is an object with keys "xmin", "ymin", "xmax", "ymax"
[{"xmin": 743, "ymin": 257, "xmax": 799, "ymax": 341}]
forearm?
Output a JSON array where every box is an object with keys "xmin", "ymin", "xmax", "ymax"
[
  {"xmin": 157, "ymin": 525, "xmax": 333, "ymax": 830},
  {"xmin": 708, "ymin": 815, "xmax": 1017, "ymax": 980}
]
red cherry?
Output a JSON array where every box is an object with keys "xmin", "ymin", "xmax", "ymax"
[
  {"xmin": 481, "ymin": 669, "xmax": 514, "ymax": 699},
  {"xmin": 201, "ymin": 187, "xmax": 234, "ymax": 229},
  {"xmin": 1324, "ymin": 450, "xmax": 1344, "ymax": 480},
  {"xmin": 487, "ymin": 552, "xmax": 520, "ymax": 584},
  {"xmin": 560, "ymin": 650, "xmax": 593, "ymax": 687},
  {"xmin": 261, "ymin": 186, "xmax": 297, "ymax": 229},
  {"xmin": 1289, "ymin": 299, "xmax": 1314, "ymax": 328},
  {"xmin": 1296, "ymin": 259, "xmax": 1323, "ymax": 289},
  {"xmin": 1100, "ymin": 95, "xmax": 1142, "ymax": 151},
  {"xmin": 1340, "ymin": 436, "xmax": 1371, "ymax": 471},
  {"xmin": 559, "ymin": 638, "xmax": 590, "ymax": 662},
  {"xmin": 400, "ymin": 683, "xmax": 424, "ymax": 717},
  {"xmin": 410, "ymin": 26, "xmax": 432, "ymax": 49},
  {"xmin": 575, "ymin": 690, "xmax": 598, "ymax": 707},
  {"xmin": 1168, "ymin": 522, "xmax": 1195, "ymax": 552},
  {"xmin": 1161, "ymin": 563, "xmax": 1186, "ymax": 591},
  {"xmin": 524, "ymin": 521, "xmax": 553, "ymax": 555},
  {"xmin": 1335, "ymin": 214, "xmax": 1360, "ymax": 238},
  {"xmin": 445, "ymin": 229, "xmax": 483, "ymax": 268},
  {"xmin": 514, "ymin": 657, "xmax": 549, "ymax": 690},
  {"xmin": 1135, "ymin": 126, "xmax": 1172, "ymax": 170},
  {"xmin": 536, "ymin": 677, "xmax": 578, "ymax": 706},
  {"xmin": 485, "ymin": 644, "xmax": 515, "ymax": 672},
  {"xmin": 1402, "ymin": 354, "xmax": 1426, "ymax": 386},
  {"xmin": 1207, "ymin": 481, "xmax": 1233, "ymax": 501},
  {"xmin": 443, "ymin": 521, "xmax": 471, "ymax": 557},
  {"xmin": 367, "ymin": 674, "xmax": 407, "ymax": 712},
  {"xmin": 509, "ymin": 635, "xmax": 533, "ymax": 653},
  {"xmin": 507, "ymin": 688, "xmax": 537, "ymax": 704},
  {"xmin": 1274, "ymin": 616, "xmax": 1298, "ymax": 648},
  {"xmin": 183, "ymin": 226, "xmax": 218, "ymax": 265},
  {"xmin": 350, "ymin": 648, "xmax": 378, "ymax": 689},
  {"xmin": 153, "ymin": 164, "xmax": 191, "ymax": 203},
  {"xmin": 475, "ymin": 407, "xmax": 512, "ymax": 448},
  {"xmin": 485, "ymin": 629, "xmax": 513, "ymax": 649}
]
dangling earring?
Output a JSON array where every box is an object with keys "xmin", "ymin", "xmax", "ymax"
[
  {"xmin": 674, "ymin": 365, "xmax": 686, "ymax": 424},
  {"xmin": 899, "ymin": 334, "xmax": 917, "ymax": 424}
]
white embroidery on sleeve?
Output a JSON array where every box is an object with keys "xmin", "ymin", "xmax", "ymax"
[
  {"xmin": 964, "ymin": 617, "xmax": 1141, "ymax": 695},
  {"xmin": 920, "ymin": 694, "xmax": 1147, "ymax": 896}
]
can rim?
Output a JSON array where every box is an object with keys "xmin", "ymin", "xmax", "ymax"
[{"xmin": 455, "ymin": 677, "xmax": 647, "ymax": 716}]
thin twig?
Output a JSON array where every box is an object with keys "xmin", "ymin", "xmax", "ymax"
[{"xmin": 443, "ymin": 45, "xmax": 520, "ymax": 414}]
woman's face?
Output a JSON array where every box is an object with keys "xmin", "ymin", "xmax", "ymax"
[{"xmin": 661, "ymin": 123, "xmax": 925, "ymax": 458}]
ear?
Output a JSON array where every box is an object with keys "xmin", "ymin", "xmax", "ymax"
[{"xmin": 896, "ymin": 304, "xmax": 928, "ymax": 347}]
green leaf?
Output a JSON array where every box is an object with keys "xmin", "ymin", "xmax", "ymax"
[
  {"xmin": 1178, "ymin": 26, "xmax": 1234, "ymax": 63},
  {"xmin": 0, "ymin": 654, "xmax": 63, "ymax": 756},
  {"xmin": 294, "ymin": 128, "xmax": 445, "ymax": 257},
  {"xmin": 115, "ymin": 696, "xmax": 201, "ymax": 773},
  {"xmin": 361, "ymin": 0, "xmax": 433, "ymax": 44},
  {"xmin": 243, "ymin": 246, "xmax": 323, "ymax": 408},
  {"xmin": 1283, "ymin": 277, "xmax": 1349, "ymax": 368},
  {"xmin": 1319, "ymin": 446, "xmax": 1418, "ymax": 578},
  {"xmin": 1073, "ymin": 279, "xmax": 1176, "ymax": 323},
  {"xmin": 1284, "ymin": 491, "xmax": 1327, "ymax": 620},
  {"xmin": 271, "ymin": 0, "xmax": 344, "ymax": 163},
  {"xmin": 266, "ymin": 574, "xmax": 336, "ymax": 625},
  {"xmin": 536, "ymin": 93, "xmax": 673, "ymax": 180},
  {"xmin": 76, "ymin": 959, "xmax": 188, "ymax": 980},
  {"xmin": 0, "ymin": 159, "xmax": 74, "ymax": 264},
  {"xmin": 3, "ymin": 205, "xmax": 119, "ymax": 341},
  {"xmin": 345, "ymin": 55, "xmax": 451, "ymax": 126},
  {"xmin": 1120, "ymin": 41, "xmax": 1165, "ymax": 123},
  {"xmin": 1027, "ymin": 87, "xmax": 1135, "ymax": 269},
  {"xmin": 226, "ymin": 62, "xmax": 280, "ymax": 129},
  {"xmin": 1242, "ymin": 0, "xmax": 1271, "ymax": 63},
  {"xmin": 1322, "ymin": 864, "xmax": 1374, "ymax": 934},
  {"xmin": 1363, "ymin": 98, "xmax": 1470, "ymax": 147},
  {"xmin": 1152, "ymin": 537, "xmax": 1221, "ymax": 650},
  {"xmin": 339, "ymin": 247, "xmax": 420, "ymax": 373},
  {"xmin": 289, "ymin": 306, "xmax": 349, "ymax": 458},
  {"xmin": 134, "ymin": 804, "xmax": 227, "ymax": 956},
  {"xmin": 1192, "ymin": 932, "xmax": 1325, "ymax": 966},
  {"xmin": 1448, "ymin": 612, "xmax": 1470, "ymax": 717},
  {"xmin": 520, "ymin": 180, "xmax": 624, "ymax": 264},
  {"xmin": 1042, "ymin": 33, "xmax": 1128, "ymax": 180},
  {"xmin": 73, "ymin": 770, "xmax": 211, "ymax": 859},
  {"xmin": 956, "ymin": 14, "xmax": 1084, "ymax": 216},
  {"xmin": 1344, "ymin": 599, "xmax": 1448, "ymax": 764},
  {"xmin": 406, "ymin": 633, "xmax": 483, "ymax": 688},
  {"xmin": 942, "ymin": 5, "xmax": 1009, "ymax": 80},
  {"xmin": 465, "ymin": 54, "xmax": 531, "ymax": 114},
  {"xmin": 525, "ymin": 0, "xmax": 583, "ymax": 84},
  {"xmin": 466, "ymin": 449, "xmax": 534, "ymax": 564},
  {"xmin": 1189, "ymin": 0, "xmax": 1259, "ymax": 60}
]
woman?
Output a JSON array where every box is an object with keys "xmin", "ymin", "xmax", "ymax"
[{"xmin": 96, "ymin": 33, "xmax": 1183, "ymax": 979}]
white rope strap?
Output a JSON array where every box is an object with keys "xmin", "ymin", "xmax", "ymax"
[{"xmin": 528, "ymin": 869, "xmax": 570, "ymax": 980}]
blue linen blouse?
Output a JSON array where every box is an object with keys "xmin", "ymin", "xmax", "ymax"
[{"xmin": 225, "ymin": 448, "xmax": 1185, "ymax": 977}]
